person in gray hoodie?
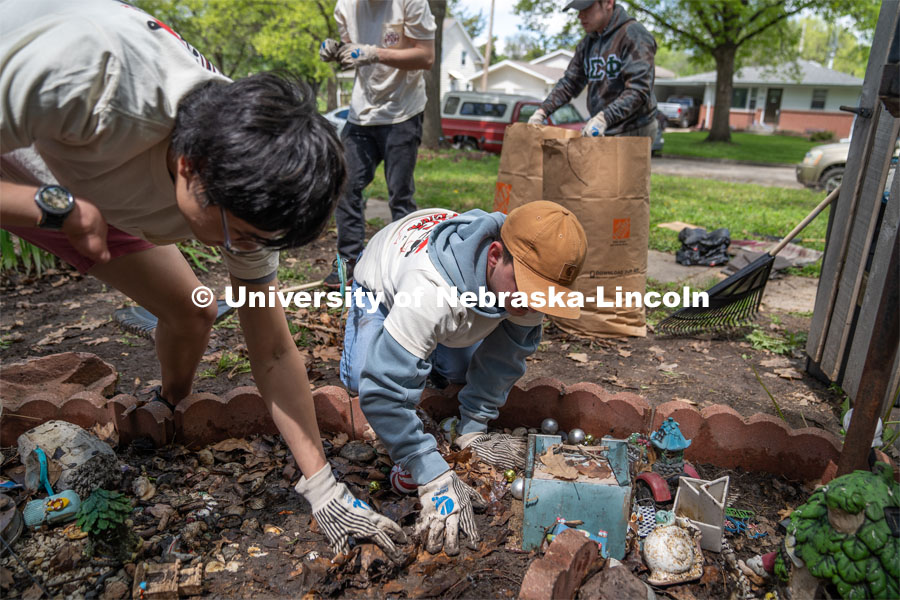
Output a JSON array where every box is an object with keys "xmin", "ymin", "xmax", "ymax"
[
  {"xmin": 529, "ymin": 0, "xmax": 658, "ymax": 139},
  {"xmin": 340, "ymin": 201, "xmax": 587, "ymax": 555}
]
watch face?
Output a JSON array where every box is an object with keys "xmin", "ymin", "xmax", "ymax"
[{"xmin": 40, "ymin": 186, "xmax": 73, "ymax": 213}]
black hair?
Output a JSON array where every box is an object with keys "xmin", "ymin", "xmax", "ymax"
[{"xmin": 171, "ymin": 73, "xmax": 344, "ymax": 249}]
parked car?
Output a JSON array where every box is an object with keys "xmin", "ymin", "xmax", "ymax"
[
  {"xmin": 322, "ymin": 105, "xmax": 349, "ymax": 136},
  {"xmin": 796, "ymin": 141, "xmax": 848, "ymax": 192},
  {"xmin": 440, "ymin": 91, "xmax": 663, "ymax": 155},
  {"xmin": 440, "ymin": 91, "xmax": 584, "ymax": 153},
  {"xmin": 658, "ymin": 96, "xmax": 700, "ymax": 128}
]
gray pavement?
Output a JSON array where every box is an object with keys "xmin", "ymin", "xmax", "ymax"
[{"xmin": 651, "ymin": 156, "xmax": 803, "ymax": 189}]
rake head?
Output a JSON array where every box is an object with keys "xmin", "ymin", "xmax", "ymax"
[{"xmin": 657, "ymin": 254, "xmax": 775, "ymax": 336}]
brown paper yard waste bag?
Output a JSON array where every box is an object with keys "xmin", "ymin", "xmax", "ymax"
[
  {"xmin": 542, "ymin": 136, "xmax": 651, "ymax": 337},
  {"xmin": 493, "ymin": 123, "xmax": 579, "ymax": 214}
]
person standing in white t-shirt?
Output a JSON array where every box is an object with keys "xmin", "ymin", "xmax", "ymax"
[{"xmin": 319, "ymin": 0, "xmax": 436, "ymax": 289}]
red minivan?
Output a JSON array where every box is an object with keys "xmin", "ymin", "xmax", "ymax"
[{"xmin": 440, "ymin": 91, "xmax": 586, "ymax": 153}]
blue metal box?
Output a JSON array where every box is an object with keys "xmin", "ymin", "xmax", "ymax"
[{"xmin": 522, "ymin": 435, "xmax": 632, "ymax": 558}]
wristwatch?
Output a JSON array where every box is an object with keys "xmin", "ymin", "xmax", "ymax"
[{"xmin": 34, "ymin": 184, "xmax": 75, "ymax": 229}]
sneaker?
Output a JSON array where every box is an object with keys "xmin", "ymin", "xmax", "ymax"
[{"xmin": 324, "ymin": 259, "xmax": 354, "ymax": 290}]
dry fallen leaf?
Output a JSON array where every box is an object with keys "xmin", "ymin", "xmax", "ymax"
[
  {"xmin": 673, "ymin": 397, "xmax": 698, "ymax": 405},
  {"xmin": 648, "ymin": 345, "xmax": 666, "ymax": 354},
  {"xmin": 775, "ymin": 367, "xmax": 803, "ymax": 380},
  {"xmin": 211, "ymin": 438, "xmax": 255, "ymax": 453},
  {"xmin": 760, "ymin": 356, "xmax": 793, "ymax": 368},
  {"xmin": 657, "ymin": 362, "xmax": 678, "ymax": 372},
  {"xmin": 617, "ymin": 348, "xmax": 632, "ymax": 358},
  {"xmin": 538, "ymin": 449, "xmax": 578, "ymax": 480},
  {"xmin": 567, "ymin": 352, "xmax": 589, "ymax": 363}
]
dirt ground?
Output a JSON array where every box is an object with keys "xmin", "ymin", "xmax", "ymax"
[{"xmin": 0, "ymin": 224, "xmax": 859, "ymax": 599}]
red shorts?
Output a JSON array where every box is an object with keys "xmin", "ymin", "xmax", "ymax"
[{"xmin": 3, "ymin": 225, "xmax": 156, "ymax": 274}]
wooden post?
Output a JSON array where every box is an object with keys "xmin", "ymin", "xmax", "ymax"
[
  {"xmin": 481, "ymin": 0, "xmax": 495, "ymax": 92},
  {"xmin": 836, "ymin": 231, "xmax": 899, "ymax": 476}
]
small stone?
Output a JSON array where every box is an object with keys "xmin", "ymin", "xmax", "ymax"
[
  {"xmin": 197, "ymin": 449, "xmax": 214, "ymax": 466},
  {"xmin": 512, "ymin": 427, "xmax": 528, "ymax": 437},
  {"xmin": 101, "ymin": 579, "xmax": 129, "ymax": 600},
  {"xmin": 339, "ymin": 441, "xmax": 376, "ymax": 464}
]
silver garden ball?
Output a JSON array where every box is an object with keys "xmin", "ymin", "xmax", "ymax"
[
  {"xmin": 569, "ymin": 428, "xmax": 586, "ymax": 445},
  {"xmin": 541, "ymin": 418, "xmax": 559, "ymax": 435},
  {"xmin": 510, "ymin": 477, "xmax": 525, "ymax": 500}
]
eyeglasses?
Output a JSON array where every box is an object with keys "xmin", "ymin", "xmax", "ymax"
[{"xmin": 219, "ymin": 206, "xmax": 266, "ymax": 255}]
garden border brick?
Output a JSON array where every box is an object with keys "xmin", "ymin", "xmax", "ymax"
[{"xmin": 2, "ymin": 354, "xmax": 847, "ymax": 481}]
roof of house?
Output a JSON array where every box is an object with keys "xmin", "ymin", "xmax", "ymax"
[
  {"xmin": 470, "ymin": 57, "xmax": 677, "ymax": 84},
  {"xmin": 663, "ymin": 59, "xmax": 862, "ymax": 87},
  {"xmin": 529, "ymin": 49, "xmax": 574, "ymax": 65},
  {"xmin": 444, "ymin": 17, "xmax": 484, "ymax": 65}
]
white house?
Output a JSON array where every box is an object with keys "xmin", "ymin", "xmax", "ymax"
[
  {"xmin": 466, "ymin": 50, "xmax": 589, "ymax": 116},
  {"xmin": 467, "ymin": 49, "xmax": 675, "ymax": 118},
  {"xmin": 441, "ymin": 17, "xmax": 484, "ymax": 93},
  {"xmin": 654, "ymin": 60, "xmax": 863, "ymax": 137},
  {"xmin": 335, "ymin": 17, "xmax": 484, "ymax": 105}
]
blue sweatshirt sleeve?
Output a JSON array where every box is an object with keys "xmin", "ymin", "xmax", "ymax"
[
  {"xmin": 358, "ymin": 327, "xmax": 450, "ymax": 485},
  {"xmin": 457, "ymin": 319, "xmax": 543, "ymax": 435}
]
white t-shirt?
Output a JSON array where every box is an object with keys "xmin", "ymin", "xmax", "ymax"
[
  {"xmin": 335, "ymin": 0, "xmax": 436, "ymax": 126},
  {"xmin": 354, "ymin": 209, "xmax": 544, "ymax": 360},
  {"xmin": 0, "ymin": 0, "xmax": 277, "ymax": 280}
]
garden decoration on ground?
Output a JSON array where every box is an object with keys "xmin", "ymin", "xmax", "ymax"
[{"xmin": 4, "ymin": 400, "xmax": 887, "ymax": 599}]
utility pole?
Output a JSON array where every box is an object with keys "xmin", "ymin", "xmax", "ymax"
[{"xmin": 480, "ymin": 0, "xmax": 495, "ymax": 91}]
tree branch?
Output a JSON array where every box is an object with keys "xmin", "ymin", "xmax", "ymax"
[
  {"xmin": 735, "ymin": 2, "xmax": 814, "ymax": 47},
  {"xmin": 621, "ymin": 1, "xmax": 712, "ymax": 51}
]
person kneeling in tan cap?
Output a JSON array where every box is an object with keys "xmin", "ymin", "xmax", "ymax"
[{"xmin": 339, "ymin": 201, "xmax": 587, "ymax": 556}]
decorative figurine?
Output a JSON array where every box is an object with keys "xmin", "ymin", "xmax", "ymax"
[
  {"xmin": 643, "ymin": 510, "xmax": 704, "ymax": 586},
  {"xmin": 569, "ymin": 429, "xmax": 586, "ymax": 445},
  {"xmin": 584, "ymin": 434, "xmax": 595, "ymax": 445},
  {"xmin": 541, "ymin": 418, "xmax": 559, "ymax": 435},
  {"xmin": 775, "ymin": 462, "xmax": 900, "ymax": 600}
]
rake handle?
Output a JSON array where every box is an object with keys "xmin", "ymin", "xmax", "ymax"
[{"xmin": 768, "ymin": 185, "xmax": 841, "ymax": 257}]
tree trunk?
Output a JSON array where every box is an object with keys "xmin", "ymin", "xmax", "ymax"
[
  {"xmin": 422, "ymin": 0, "xmax": 445, "ymax": 149},
  {"xmin": 326, "ymin": 76, "xmax": 338, "ymax": 111},
  {"xmin": 707, "ymin": 45, "xmax": 736, "ymax": 143}
]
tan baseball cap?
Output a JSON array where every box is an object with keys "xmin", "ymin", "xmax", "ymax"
[{"xmin": 500, "ymin": 201, "xmax": 587, "ymax": 319}]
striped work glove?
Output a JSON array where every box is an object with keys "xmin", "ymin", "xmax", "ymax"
[
  {"xmin": 295, "ymin": 464, "xmax": 407, "ymax": 562},
  {"xmin": 415, "ymin": 470, "xmax": 486, "ymax": 555},
  {"xmin": 319, "ymin": 38, "xmax": 342, "ymax": 63},
  {"xmin": 338, "ymin": 43, "xmax": 380, "ymax": 69},
  {"xmin": 455, "ymin": 432, "xmax": 527, "ymax": 471},
  {"xmin": 581, "ymin": 112, "xmax": 607, "ymax": 137},
  {"xmin": 527, "ymin": 108, "xmax": 547, "ymax": 125}
]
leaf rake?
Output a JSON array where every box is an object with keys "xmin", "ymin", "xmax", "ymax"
[{"xmin": 658, "ymin": 186, "xmax": 840, "ymax": 336}]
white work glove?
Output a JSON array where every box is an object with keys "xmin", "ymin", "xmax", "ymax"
[
  {"xmin": 319, "ymin": 38, "xmax": 342, "ymax": 63},
  {"xmin": 455, "ymin": 432, "xmax": 527, "ymax": 471},
  {"xmin": 338, "ymin": 43, "xmax": 380, "ymax": 69},
  {"xmin": 415, "ymin": 470, "xmax": 486, "ymax": 555},
  {"xmin": 582, "ymin": 112, "xmax": 608, "ymax": 137},
  {"xmin": 295, "ymin": 464, "xmax": 407, "ymax": 562},
  {"xmin": 527, "ymin": 108, "xmax": 548, "ymax": 125}
]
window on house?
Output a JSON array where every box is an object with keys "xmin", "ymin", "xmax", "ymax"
[
  {"xmin": 461, "ymin": 51, "xmax": 467, "ymax": 66},
  {"xmin": 749, "ymin": 87, "xmax": 758, "ymax": 110},
  {"xmin": 731, "ymin": 88, "xmax": 748, "ymax": 109},
  {"xmin": 811, "ymin": 89, "xmax": 828, "ymax": 110},
  {"xmin": 450, "ymin": 79, "xmax": 458, "ymax": 91}
]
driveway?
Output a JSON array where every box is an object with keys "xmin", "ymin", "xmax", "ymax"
[{"xmin": 652, "ymin": 156, "xmax": 803, "ymax": 189}]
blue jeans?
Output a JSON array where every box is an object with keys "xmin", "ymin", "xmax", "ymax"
[{"xmin": 340, "ymin": 282, "xmax": 479, "ymax": 394}]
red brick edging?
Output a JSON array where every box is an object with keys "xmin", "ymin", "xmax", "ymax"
[{"xmin": 1, "ymin": 357, "xmax": 841, "ymax": 481}]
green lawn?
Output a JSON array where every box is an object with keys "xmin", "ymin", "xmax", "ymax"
[
  {"xmin": 367, "ymin": 149, "xmax": 827, "ymax": 275},
  {"xmin": 662, "ymin": 131, "xmax": 819, "ymax": 164}
]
